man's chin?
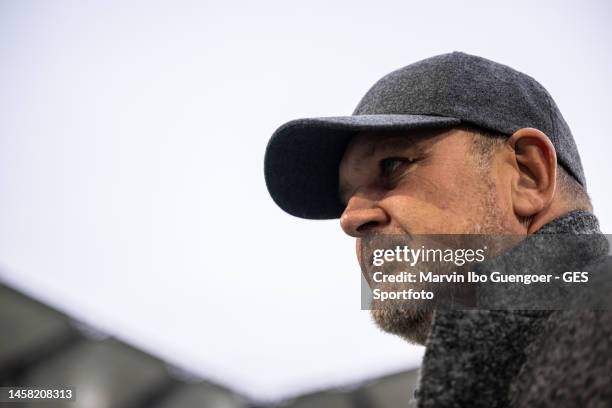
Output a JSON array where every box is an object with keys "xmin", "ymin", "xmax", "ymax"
[{"xmin": 371, "ymin": 308, "xmax": 433, "ymax": 345}]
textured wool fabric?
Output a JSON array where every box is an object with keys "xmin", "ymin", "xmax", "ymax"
[
  {"xmin": 264, "ymin": 52, "xmax": 586, "ymax": 219},
  {"xmin": 413, "ymin": 211, "xmax": 612, "ymax": 408}
]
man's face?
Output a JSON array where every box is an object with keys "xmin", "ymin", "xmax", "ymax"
[{"xmin": 338, "ymin": 127, "xmax": 517, "ymax": 344}]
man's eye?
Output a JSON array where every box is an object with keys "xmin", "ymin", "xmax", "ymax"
[{"xmin": 380, "ymin": 157, "xmax": 413, "ymax": 177}]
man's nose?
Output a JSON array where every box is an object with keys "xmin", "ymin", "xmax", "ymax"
[{"xmin": 340, "ymin": 196, "xmax": 390, "ymax": 237}]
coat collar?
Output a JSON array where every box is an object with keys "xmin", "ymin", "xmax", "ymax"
[{"xmin": 415, "ymin": 211, "xmax": 606, "ymax": 408}]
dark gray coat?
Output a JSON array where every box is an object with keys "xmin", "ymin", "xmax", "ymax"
[{"xmin": 414, "ymin": 211, "xmax": 612, "ymax": 408}]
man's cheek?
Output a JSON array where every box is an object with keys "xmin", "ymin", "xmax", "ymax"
[{"xmin": 394, "ymin": 179, "xmax": 456, "ymax": 215}]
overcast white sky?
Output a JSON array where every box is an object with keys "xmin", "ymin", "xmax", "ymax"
[{"xmin": 0, "ymin": 0, "xmax": 611, "ymax": 402}]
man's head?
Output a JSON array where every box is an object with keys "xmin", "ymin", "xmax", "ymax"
[
  {"xmin": 264, "ymin": 52, "xmax": 590, "ymax": 345},
  {"xmin": 338, "ymin": 124, "xmax": 591, "ymax": 343}
]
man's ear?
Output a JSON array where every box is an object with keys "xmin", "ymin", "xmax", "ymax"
[{"xmin": 507, "ymin": 128, "xmax": 557, "ymax": 217}]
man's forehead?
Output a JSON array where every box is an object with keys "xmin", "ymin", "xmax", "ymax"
[{"xmin": 344, "ymin": 128, "xmax": 451, "ymax": 162}]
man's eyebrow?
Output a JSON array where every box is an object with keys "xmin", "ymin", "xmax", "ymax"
[{"xmin": 359, "ymin": 135, "xmax": 423, "ymax": 160}]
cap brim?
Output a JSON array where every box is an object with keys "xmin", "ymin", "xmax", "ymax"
[{"xmin": 264, "ymin": 114, "xmax": 461, "ymax": 219}]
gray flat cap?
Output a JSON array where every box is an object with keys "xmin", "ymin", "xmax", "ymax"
[{"xmin": 264, "ymin": 51, "xmax": 585, "ymax": 219}]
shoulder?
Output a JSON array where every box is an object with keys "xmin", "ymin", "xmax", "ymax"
[{"xmin": 510, "ymin": 307, "xmax": 612, "ymax": 407}]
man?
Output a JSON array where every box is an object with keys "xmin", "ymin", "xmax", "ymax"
[{"xmin": 264, "ymin": 52, "xmax": 612, "ymax": 407}]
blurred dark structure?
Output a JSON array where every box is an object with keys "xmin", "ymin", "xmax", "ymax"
[{"xmin": 0, "ymin": 283, "xmax": 418, "ymax": 407}]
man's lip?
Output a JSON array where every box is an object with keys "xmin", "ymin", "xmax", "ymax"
[
  {"xmin": 356, "ymin": 238, "xmax": 376, "ymax": 286},
  {"xmin": 355, "ymin": 238, "xmax": 363, "ymax": 268}
]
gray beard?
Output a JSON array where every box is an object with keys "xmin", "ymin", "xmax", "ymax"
[
  {"xmin": 372, "ymin": 308, "xmax": 433, "ymax": 345},
  {"xmin": 370, "ymin": 178, "xmax": 508, "ymax": 345}
]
